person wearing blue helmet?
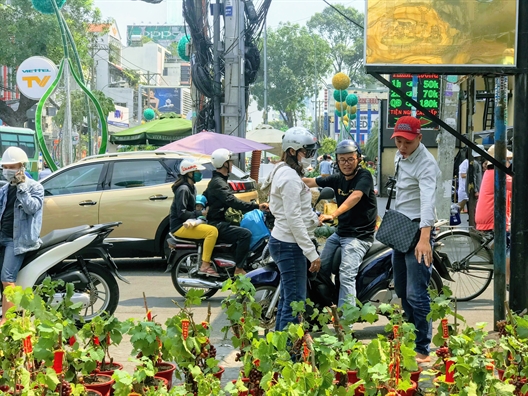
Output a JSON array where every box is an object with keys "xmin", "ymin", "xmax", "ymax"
[
  {"xmin": 303, "ymin": 139, "xmax": 377, "ymax": 308},
  {"xmin": 195, "ymin": 195, "xmax": 207, "ymax": 212}
]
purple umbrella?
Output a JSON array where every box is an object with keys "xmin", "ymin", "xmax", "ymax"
[{"xmin": 155, "ymin": 131, "xmax": 273, "ymax": 154}]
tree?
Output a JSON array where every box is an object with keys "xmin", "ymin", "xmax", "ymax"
[
  {"xmin": 363, "ymin": 119, "xmax": 379, "ymax": 161},
  {"xmin": 268, "ymin": 120, "xmax": 288, "ymax": 132},
  {"xmin": 251, "ymin": 23, "xmax": 332, "ymax": 128},
  {"xmin": 307, "ymin": 5, "xmax": 375, "ymax": 87},
  {"xmin": 319, "ymin": 137, "xmax": 337, "ymax": 157},
  {"xmin": 0, "ymin": 0, "xmax": 106, "ymax": 126}
]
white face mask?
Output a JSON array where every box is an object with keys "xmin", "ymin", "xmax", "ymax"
[
  {"xmin": 300, "ymin": 156, "xmax": 312, "ymax": 171},
  {"xmin": 2, "ymin": 169, "xmax": 17, "ymax": 182}
]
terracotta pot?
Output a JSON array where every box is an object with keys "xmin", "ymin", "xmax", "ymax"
[
  {"xmin": 86, "ymin": 391, "xmax": 103, "ymax": 396},
  {"xmin": 410, "ymin": 367, "xmax": 422, "ymax": 384},
  {"xmin": 231, "ymin": 378, "xmax": 255, "ymax": 396},
  {"xmin": 155, "ymin": 361, "xmax": 177, "ymax": 389},
  {"xmin": 213, "ymin": 366, "xmax": 225, "ymax": 380},
  {"xmin": 151, "ymin": 376, "xmax": 169, "ymax": 390},
  {"xmin": 83, "ymin": 374, "xmax": 114, "ymax": 396},
  {"xmin": 97, "ymin": 361, "xmax": 124, "ymax": 376},
  {"xmin": 335, "ymin": 370, "xmax": 359, "ymax": 384},
  {"xmin": 400, "ymin": 380, "xmax": 418, "ymax": 396}
]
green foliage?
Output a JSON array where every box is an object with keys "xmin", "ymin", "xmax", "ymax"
[
  {"xmin": 0, "ymin": 0, "xmax": 108, "ymax": 126},
  {"xmin": 319, "ymin": 136, "xmax": 337, "ymax": 156},
  {"xmin": 112, "ymin": 357, "xmax": 169, "ymax": 396},
  {"xmin": 307, "ymin": 5, "xmax": 375, "ymax": 88},
  {"xmin": 267, "ymin": 119, "xmax": 288, "ymax": 132},
  {"xmin": 117, "ymin": 145, "xmax": 158, "ymax": 152},
  {"xmin": 251, "ymin": 23, "xmax": 332, "ymax": 127},
  {"xmin": 364, "ymin": 119, "xmax": 379, "ymax": 161}
]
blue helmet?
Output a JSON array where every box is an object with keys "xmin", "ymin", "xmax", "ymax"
[{"xmin": 196, "ymin": 194, "xmax": 207, "ymax": 207}]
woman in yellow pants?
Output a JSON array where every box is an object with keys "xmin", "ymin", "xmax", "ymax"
[{"xmin": 170, "ymin": 159, "xmax": 220, "ymax": 277}]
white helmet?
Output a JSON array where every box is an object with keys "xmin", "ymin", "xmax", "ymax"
[
  {"xmin": 282, "ymin": 127, "xmax": 319, "ymax": 157},
  {"xmin": 1, "ymin": 147, "xmax": 29, "ymax": 165},
  {"xmin": 179, "ymin": 158, "xmax": 205, "ymax": 175},
  {"xmin": 211, "ymin": 148, "xmax": 232, "ymax": 169}
]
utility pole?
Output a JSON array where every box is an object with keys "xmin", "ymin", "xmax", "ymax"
[
  {"xmin": 263, "ymin": 19, "xmax": 268, "ymax": 125},
  {"xmin": 434, "ymin": 77, "xmax": 458, "ymax": 221},
  {"xmin": 222, "ymin": 0, "xmax": 246, "ymax": 165},
  {"xmin": 212, "ymin": 0, "xmax": 222, "ymax": 133}
]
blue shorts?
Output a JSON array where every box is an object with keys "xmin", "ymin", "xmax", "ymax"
[{"xmin": 0, "ymin": 234, "xmax": 26, "ymax": 283}]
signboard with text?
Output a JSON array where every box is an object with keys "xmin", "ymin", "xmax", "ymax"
[
  {"xmin": 127, "ymin": 25, "xmax": 186, "ymax": 48},
  {"xmin": 387, "ymin": 74, "xmax": 440, "ymax": 129}
]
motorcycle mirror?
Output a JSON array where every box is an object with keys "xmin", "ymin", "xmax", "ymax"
[{"xmin": 315, "ymin": 187, "xmax": 335, "ymax": 205}]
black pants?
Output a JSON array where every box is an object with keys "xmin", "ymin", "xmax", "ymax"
[{"xmin": 212, "ymin": 222, "xmax": 252, "ymax": 269}]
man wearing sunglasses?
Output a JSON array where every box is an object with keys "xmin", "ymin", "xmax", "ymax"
[{"xmin": 303, "ymin": 139, "xmax": 377, "ymax": 307}]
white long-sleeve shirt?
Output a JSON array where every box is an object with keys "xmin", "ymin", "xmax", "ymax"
[
  {"xmin": 267, "ymin": 164, "xmax": 319, "ymax": 262},
  {"xmin": 394, "ymin": 143, "xmax": 441, "ymax": 229}
]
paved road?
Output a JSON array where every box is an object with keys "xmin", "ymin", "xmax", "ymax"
[{"xmin": 109, "ymin": 255, "xmax": 497, "ymax": 384}]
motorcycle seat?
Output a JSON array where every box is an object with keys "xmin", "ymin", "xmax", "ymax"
[
  {"xmin": 40, "ymin": 225, "xmax": 92, "ymax": 249},
  {"xmin": 366, "ymin": 240, "xmax": 390, "ymax": 257},
  {"xmin": 167, "ymin": 234, "xmax": 232, "ymax": 248}
]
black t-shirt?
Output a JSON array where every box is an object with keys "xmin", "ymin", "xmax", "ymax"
[
  {"xmin": 1, "ymin": 186, "xmax": 17, "ymax": 238},
  {"xmin": 316, "ymin": 168, "xmax": 377, "ymax": 241}
]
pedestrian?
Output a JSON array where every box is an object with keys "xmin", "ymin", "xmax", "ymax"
[
  {"xmin": 303, "ymin": 140, "xmax": 377, "ymax": 307},
  {"xmin": 319, "ymin": 154, "xmax": 333, "ymax": 177},
  {"xmin": 457, "ymin": 151, "xmax": 469, "ymax": 213},
  {"xmin": 170, "ymin": 159, "xmax": 220, "ymax": 277},
  {"xmin": 0, "ymin": 147, "xmax": 44, "ymax": 325},
  {"xmin": 475, "ymin": 145, "xmax": 513, "ymax": 284},
  {"xmin": 390, "ymin": 116, "xmax": 440, "ymax": 363},
  {"xmin": 204, "ymin": 149, "xmax": 269, "ymax": 276},
  {"xmin": 466, "ymin": 145, "xmax": 484, "ymax": 227},
  {"xmin": 261, "ymin": 127, "xmax": 321, "ymax": 330},
  {"xmin": 38, "ymin": 161, "xmax": 52, "ymax": 180}
]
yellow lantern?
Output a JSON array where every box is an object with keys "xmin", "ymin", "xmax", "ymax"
[
  {"xmin": 332, "ymin": 72, "xmax": 351, "ymax": 90},
  {"xmin": 343, "ymin": 115, "xmax": 349, "ymax": 122},
  {"xmin": 335, "ymin": 102, "xmax": 346, "ymax": 112},
  {"xmin": 348, "ymin": 105, "xmax": 357, "ymax": 115}
]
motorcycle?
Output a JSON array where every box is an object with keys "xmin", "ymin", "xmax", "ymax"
[
  {"xmin": 167, "ymin": 211, "xmax": 273, "ymax": 299},
  {"xmin": 2, "ymin": 222, "xmax": 128, "ymax": 321},
  {"xmin": 246, "ymin": 187, "xmax": 454, "ymax": 331}
]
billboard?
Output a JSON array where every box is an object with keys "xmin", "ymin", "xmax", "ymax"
[
  {"xmin": 365, "ymin": 0, "xmax": 518, "ymax": 71},
  {"xmin": 16, "ymin": 57, "xmax": 58, "ymax": 100},
  {"xmin": 127, "ymin": 25, "xmax": 186, "ymax": 48},
  {"xmin": 387, "ymin": 74, "xmax": 440, "ymax": 129},
  {"xmin": 141, "ymin": 87, "xmax": 182, "ymax": 115},
  {"xmin": 107, "ymin": 105, "xmax": 129, "ymax": 128}
]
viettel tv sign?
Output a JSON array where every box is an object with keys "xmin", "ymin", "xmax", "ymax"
[{"xmin": 16, "ymin": 57, "xmax": 58, "ymax": 100}]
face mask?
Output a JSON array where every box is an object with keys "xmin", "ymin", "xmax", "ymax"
[
  {"xmin": 193, "ymin": 172, "xmax": 203, "ymax": 183},
  {"xmin": 300, "ymin": 156, "xmax": 312, "ymax": 170},
  {"xmin": 2, "ymin": 169, "xmax": 17, "ymax": 182}
]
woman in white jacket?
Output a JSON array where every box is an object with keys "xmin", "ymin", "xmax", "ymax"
[{"xmin": 265, "ymin": 127, "xmax": 321, "ymax": 331}]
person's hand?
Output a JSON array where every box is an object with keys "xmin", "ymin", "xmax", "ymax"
[
  {"xmin": 475, "ymin": 192, "xmax": 479, "ymax": 198},
  {"xmin": 259, "ymin": 203, "xmax": 269, "ymax": 212},
  {"xmin": 202, "ymin": 207, "xmax": 209, "ymax": 217},
  {"xmin": 415, "ymin": 240, "xmax": 433, "ymax": 267},
  {"xmin": 318, "ymin": 214, "xmax": 333, "ymax": 224},
  {"xmin": 309, "ymin": 257, "xmax": 321, "ymax": 273},
  {"xmin": 14, "ymin": 169, "xmax": 25, "ymax": 185}
]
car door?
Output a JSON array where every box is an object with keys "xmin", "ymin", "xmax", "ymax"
[
  {"xmin": 97, "ymin": 159, "xmax": 174, "ymax": 240},
  {"xmin": 41, "ymin": 162, "xmax": 107, "ymax": 236}
]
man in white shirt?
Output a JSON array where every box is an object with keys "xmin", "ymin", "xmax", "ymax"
[{"xmin": 391, "ymin": 116, "xmax": 440, "ymax": 364}]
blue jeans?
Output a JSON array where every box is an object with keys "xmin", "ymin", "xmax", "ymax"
[
  {"xmin": 320, "ymin": 233, "xmax": 372, "ymax": 307},
  {"xmin": 0, "ymin": 234, "xmax": 26, "ymax": 283},
  {"xmin": 392, "ymin": 247, "xmax": 432, "ymax": 356},
  {"xmin": 268, "ymin": 236, "xmax": 307, "ymax": 331}
]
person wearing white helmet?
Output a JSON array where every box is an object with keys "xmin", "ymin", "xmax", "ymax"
[
  {"xmin": 170, "ymin": 159, "xmax": 220, "ymax": 277},
  {"xmin": 260, "ymin": 126, "xmax": 321, "ymax": 330},
  {"xmin": 0, "ymin": 146, "xmax": 44, "ymax": 325},
  {"xmin": 303, "ymin": 139, "xmax": 378, "ymax": 308},
  {"xmin": 204, "ymin": 149, "xmax": 269, "ymax": 276}
]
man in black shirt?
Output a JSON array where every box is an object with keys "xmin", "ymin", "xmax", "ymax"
[{"xmin": 303, "ymin": 140, "xmax": 377, "ymax": 307}]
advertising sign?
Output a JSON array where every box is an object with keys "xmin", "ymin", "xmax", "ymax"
[
  {"xmin": 387, "ymin": 74, "xmax": 440, "ymax": 129},
  {"xmin": 127, "ymin": 25, "xmax": 186, "ymax": 48},
  {"xmin": 108, "ymin": 105, "xmax": 130, "ymax": 128},
  {"xmin": 16, "ymin": 57, "xmax": 58, "ymax": 100},
  {"xmin": 365, "ymin": 0, "xmax": 518, "ymax": 71},
  {"xmin": 142, "ymin": 87, "xmax": 181, "ymax": 114}
]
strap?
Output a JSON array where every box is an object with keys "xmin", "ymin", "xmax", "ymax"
[{"xmin": 386, "ymin": 159, "xmax": 401, "ymax": 211}]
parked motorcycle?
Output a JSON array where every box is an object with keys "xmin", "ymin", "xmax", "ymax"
[
  {"xmin": 167, "ymin": 211, "xmax": 273, "ymax": 299},
  {"xmin": 2, "ymin": 222, "xmax": 128, "ymax": 321},
  {"xmin": 246, "ymin": 187, "xmax": 453, "ymax": 331}
]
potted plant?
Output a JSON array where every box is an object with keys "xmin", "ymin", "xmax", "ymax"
[
  {"xmin": 111, "ymin": 357, "xmax": 169, "ymax": 396},
  {"xmin": 163, "ymin": 289, "xmax": 221, "ymax": 394}
]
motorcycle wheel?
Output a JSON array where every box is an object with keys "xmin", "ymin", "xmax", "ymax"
[
  {"xmin": 77, "ymin": 264, "xmax": 120, "ymax": 321},
  {"xmin": 171, "ymin": 252, "xmax": 218, "ymax": 299},
  {"xmin": 254, "ymin": 285, "xmax": 278, "ymax": 332}
]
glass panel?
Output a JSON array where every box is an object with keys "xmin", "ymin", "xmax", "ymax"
[
  {"xmin": 42, "ymin": 163, "xmax": 104, "ymax": 196},
  {"xmin": 110, "ymin": 160, "xmax": 169, "ymax": 189}
]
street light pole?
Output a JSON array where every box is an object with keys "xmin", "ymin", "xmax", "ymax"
[{"xmin": 263, "ymin": 18, "xmax": 268, "ymax": 124}]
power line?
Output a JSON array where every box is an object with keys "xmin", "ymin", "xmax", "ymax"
[{"xmin": 322, "ymin": 0, "xmax": 364, "ymax": 30}]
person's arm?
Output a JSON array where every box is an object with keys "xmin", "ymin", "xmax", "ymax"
[
  {"xmin": 279, "ymin": 179, "xmax": 318, "ymax": 263},
  {"xmin": 173, "ymin": 187, "xmax": 202, "ymax": 221},
  {"xmin": 302, "ymin": 178, "xmax": 318, "ymax": 188},
  {"xmin": 459, "ymin": 160, "xmax": 468, "ymax": 179},
  {"xmin": 415, "ymin": 165, "xmax": 438, "ymax": 266},
  {"xmin": 217, "ymin": 182, "xmax": 260, "ymax": 212},
  {"xmin": 16, "ymin": 181, "xmax": 44, "ymax": 215}
]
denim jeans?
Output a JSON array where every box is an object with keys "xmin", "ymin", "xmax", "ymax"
[
  {"xmin": 392, "ymin": 247, "xmax": 433, "ymax": 356},
  {"xmin": 268, "ymin": 236, "xmax": 307, "ymax": 331},
  {"xmin": 320, "ymin": 233, "xmax": 372, "ymax": 307},
  {"xmin": 0, "ymin": 233, "xmax": 26, "ymax": 283}
]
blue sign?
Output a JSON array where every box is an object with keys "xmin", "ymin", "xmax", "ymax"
[{"xmin": 225, "ymin": 6, "xmax": 232, "ymax": 16}]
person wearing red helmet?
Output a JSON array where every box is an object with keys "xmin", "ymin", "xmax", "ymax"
[{"xmin": 390, "ymin": 116, "xmax": 440, "ymax": 363}]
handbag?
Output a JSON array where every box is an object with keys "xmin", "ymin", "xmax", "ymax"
[
  {"xmin": 376, "ymin": 159, "xmax": 421, "ymax": 253},
  {"xmin": 225, "ymin": 207, "xmax": 244, "ymax": 226}
]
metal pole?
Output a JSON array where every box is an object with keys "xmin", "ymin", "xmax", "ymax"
[
  {"xmin": 213, "ymin": 0, "xmax": 222, "ymax": 133},
  {"xmin": 238, "ymin": 0, "xmax": 246, "ymax": 167},
  {"xmin": 493, "ymin": 76, "xmax": 507, "ymax": 328},
  {"xmin": 263, "ymin": 18, "xmax": 268, "ymax": 125},
  {"xmin": 510, "ymin": 0, "xmax": 528, "ymax": 312},
  {"xmin": 313, "ymin": 38, "xmax": 318, "ymax": 136}
]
